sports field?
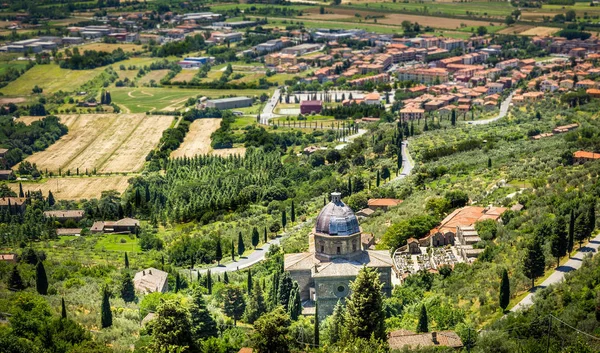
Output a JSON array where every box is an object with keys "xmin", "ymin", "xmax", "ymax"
[
  {"xmin": 21, "ymin": 113, "xmax": 174, "ymax": 174},
  {"xmin": 8, "ymin": 175, "xmax": 131, "ymax": 200},
  {"xmin": 170, "ymin": 118, "xmax": 221, "ymax": 158},
  {"xmin": 111, "ymin": 87, "xmax": 270, "ymax": 114}
]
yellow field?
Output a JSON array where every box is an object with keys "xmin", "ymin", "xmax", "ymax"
[
  {"xmin": 171, "ymin": 118, "xmax": 221, "ymax": 158},
  {"xmin": 519, "ymin": 26, "xmax": 559, "ymax": 36},
  {"xmin": 21, "ymin": 114, "xmax": 174, "ymax": 174},
  {"xmin": 172, "ymin": 70, "xmax": 197, "ymax": 82},
  {"xmin": 63, "ymin": 42, "xmax": 144, "ymax": 53},
  {"xmin": 138, "ymin": 69, "xmax": 169, "ymax": 85},
  {"xmin": 8, "ymin": 175, "xmax": 131, "ymax": 200}
]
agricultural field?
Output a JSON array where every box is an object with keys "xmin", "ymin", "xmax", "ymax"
[
  {"xmin": 172, "ymin": 69, "xmax": 198, "ymax": 82},
  {"xmin": 339, "ymin": 0, "xmax": 514, "ymax": 18},
  {"xmin": 62, "ymin": 42, "xmax": 145, "ymax": 54},
  {"xmin": 21, "ymin": 113, "xmax": 174, "ymax": 174},
  {"xmin": 519, "ymin": 26, "xmax": 560, "ymax": 36},
  {"xmin": 7, "ymin": 175, "xmax": 131, "ymax": 200},
  {"xmin": 170, "ymin": 118, "xmax": 221, "ymax": 158},
  {"xmin": 138, "ymin": 69, "xmax": 169, "ymax": 85},
  {"xmin": 111, "ymin": 87, "xmax": 271, "ymax": 113},
  {"xmin": 0, "ymin": 64, "xmax": 104, "ymax": 95}
]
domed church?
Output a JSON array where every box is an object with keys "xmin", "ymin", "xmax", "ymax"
[{"xmin": 284, "ymin": 192, "xmax": 394, "ymax": 317}]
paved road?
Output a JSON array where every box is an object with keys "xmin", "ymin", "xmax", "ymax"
[
  {"xmin": 511, "ymin": 234, "xmax": 600, "ymax": 312},
  {"xmin": 260, "ymin": 87, "xmax": 282, "ymax": 124},
  {"xmin": 199, "ymin": 219, "xmax": 312, "ymax": 274},
  {"xmin": 334, "ymin": 129, "xmax": 367, "ymax": 150},
  {"xmin": 467, "ymin": 91, "xmax": 514, "ymax": 126}
]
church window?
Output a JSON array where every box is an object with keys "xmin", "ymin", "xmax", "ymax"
[
  {"xmin": 337, "ymin": 285, "xmax": 345, "ymax": 293},
  {"xmin": 336, "ymin": 246, "xmax": 341, "ymax": 254},
  {"xmin": 320, "ymin": 245, "xmax": 324, "ymax": 252}
]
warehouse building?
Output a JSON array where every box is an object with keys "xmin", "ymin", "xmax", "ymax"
[{"xmin": 206, "ymin": 97, "xmax": 253, "ymax": 110}]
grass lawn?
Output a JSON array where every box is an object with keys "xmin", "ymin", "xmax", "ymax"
[
  {"xmin": 94, "ymin": 233, "xmax": 139, "ymax": 252},
  {"xmin": 0, "ymin": 64, "xmax": 104, "ymax": 96},
  {"xmin": 231, "ymin": 116, "xmax": 259, "ymax": 129},
  {"xmin": 112, "ymin": 87, "xmax": 272, "ymax": 113}
]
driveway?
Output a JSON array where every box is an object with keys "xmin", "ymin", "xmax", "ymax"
[
  {"xmin": 511, "ymin": 233, "xmax": 600, "ymax": 312},
  {"xmin": 334, "ymin": 129, "xmax": 367, "ymax": 150}
]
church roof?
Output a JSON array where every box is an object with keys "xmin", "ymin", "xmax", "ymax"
[
  {"xmin": 312, "ymin": 250, "xmax": 393, "ymax": 278},
  {"xmin": 315, "ymin": 192, "xmax": 360, "ymax": 236}
]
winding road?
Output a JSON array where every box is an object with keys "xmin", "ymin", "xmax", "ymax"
[{"xmin": 467, "ymin": 91, "xmax": 514, "ymax": 126}]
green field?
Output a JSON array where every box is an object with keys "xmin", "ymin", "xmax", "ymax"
[
  {"xmin": 0, "ymin": 64, "xmax": 104, "ymax": 96},
  {"xmin": 341, "ymin": 1, "xmax": 514, "ymax": 18},
  {"xmin": 94, "ymin": 233, "xmax": 139, "ymax": 252},
  {"xmin": 263, "ymin": 17, "xmax": 403, "ymax": 34},
  {"xmin": 111, "ymin": 87, "xmax": 273, "ymax": 113},
  {"xmin": 0, "ymin": 61, "xmax": 28, "ymax": 75}
]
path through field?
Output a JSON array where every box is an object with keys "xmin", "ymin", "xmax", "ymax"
[{"xmin": 22, "ymin": 114, "xmax": 174, "ymax": 174}]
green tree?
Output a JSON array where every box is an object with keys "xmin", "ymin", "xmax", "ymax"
[
  {"xmin": 206, "ymin": 269, "xmax": 212, "ymax": 294},
  {"xmin": 287, "ymin": 281, "xmax": 301, "ymax": 321},
  {"xmin": 264, "ymin": 227, "xmax": 268, "ymax": 243},
  {"xmin": 231, "ymin": 240, "xmax": 235, "ymax": 262},
  {"xmin": 35, "ymin": 261, "xmax": 48, "ymax": 295},
  {"xmin": 279, "ymin": 272, "xmax": 293, "ymax": 310},
  {"xmin": 314, "ymin": 300, "xmax": 320, "ymax": 346},
  {"xmin": 252, "ymin": 227, "xmax": 259, "ymax": 249},
  {"xmin": 344, "ymin": 267, "xmax": 385, "ymax": 340},
  {"xmin": 18, "ymin": 182, "xmax": 24, "ymax": 197},
  {"xmin": 282, "ymin": 210, "xmax": 287, "ymax": 231},
  {"xmin": 61, "ymin": 297, "xmax": 67, "ymax": 319},
  {"xmin": 291, "ymin": 200, "xmax": 296, "ymax": 223},
  {"xmin": 224, "ymin": 271, "xmax": 229, "ymax": 284},
  {"xmin": 223, "ymin": 285, "xmax": 246, "ymax": 325},
  {"xmin": 47, "ymin": 190, "xmax": 55, "ymax": 206},
  {"xmin": 523, "ymin": 234, "xmax": 545, "ymax": 289},
  {"xmin": 245, "ymin": 281, "xmax": 267, "ymax": 324},
  {"xmin": 215, "ymin": 237, "xmax": 223, "ymax": 265},
  {"xmin": 568, "ymin": 209, "xmax": 575, "ymax": 253},
  {"xmin": 190, "ymin": 287, "xmax": 218, "ymax": 340},
  {"xmin": 124, "ymin": 252, "xmax": 129, "ymax": 269},
  {"xmin": 327, "ymin": 300, "xmax": 345, "ymax": 344},
  {"xmin": 574, "ymin": 211, "xmax": 590, "ymax": 248},
  {"xmin": 150, "ymin": 299, "xmax": 194, "ymax": 352},
  {"xmin": 376, "ymin": 170, "xmax": 380, "ymax": 187},
  {"xmin": 120, "ymin": 272, "xmax": 135, "ymax": 303},
  {"xmin": 417, "ymin": 304, "xmax": 429, "ymax": 333},
  {"xmin": 247, "ymin": 269, "xmax": 253, "ymax": 295},
  {"xmin": 238, "ymin": 232, "xmax": 245, "ymax": 257},
  {"xmin": 252, "ymin": 306, "xmax": 291, "ymax": 353},
  {"xmin": 551, "ymin": 217, "xmax": 568, "ymax": 268},
  {"xmin": 477, "ymin": 25, "xmax": 488, "ymax": 36},
  {"xmin": 488, "ymin": 157, "xmax": 492, "ymax": 168},
  {"xmin": 451, "ymin": 109, "xmax": 456, "ymax": 126},
  {"xmin": 8, "ymin": 265, "xmax": 24, "ymax": 291},
  {"xmin": 101, "ymin": 286, "xmax": 113, "ymax": 328},
  {"xmin": 499, "ymin": 268, "xmax": 510, "ymax": 311}
]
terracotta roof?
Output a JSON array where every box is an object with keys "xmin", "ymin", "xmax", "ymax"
[
  {"xmin": 44, "ymin": 210, "xmax": 84, "ymax": 218},
  {"xmin": 365, "ymin": 92, "xmax": 381, "ymax": 101},
  {"xmin": 0, "ymin": 254, "xmax": 16, "ymax": 261},
  {"xmin": 437, "ymin": 206, "xmax": 506, "ymax": 234},
  {"xmin": 368, "ymin": 198, "xmax": 403, "ymax": 207},
  {"xmin": 574, "ymin": 151, "xmax": 600, "ymax": 159},
  {"xmin": 0, "ymin": 197, "xmax": 26, "ymax": 206},
  {"xmin": 56, "ymin": 228, "xmax": 82, "ymax": 236},
  {"xmin": 133, "ymin": 268, "xmax": 168, "ymax": 294},
  {"xmin": 238, "ymin": 348, "xmax": 253, "ymax": 353}
]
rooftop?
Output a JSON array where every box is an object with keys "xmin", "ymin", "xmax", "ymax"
[{"xmin": 315, "ymin": 192, "xmax": 360, "ymax": 236}]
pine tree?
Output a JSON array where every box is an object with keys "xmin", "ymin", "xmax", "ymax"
[
  {"xmin": 278, "ymin": 272, "xmax": 293, "ymax": 310},
  {"xmin": 376, "ymin": 170, "xmax": 380, "ymax": 187},
  {"xmin": 121, "ymin": 272, "xmax": 135, "ymax": 302},
  {"xmin": 281, "ymin": 210, "xmax": 287, "ymax": 231},
  {"xmin": 499, "ymin": 268, "xmax": 510, "ymax": 311},
  {"xmin": 523, "ymin": 234, "xmax": 545, "ymax": 289},
  {"xmin": 224, "ymin": 272, "xmax": 229, "ymax": 284},
  {"xmin": 328, "ymin": 300, "xmax": 345, "ymax": 344},
  {"xmin": 124, "ymin": 252, "xmax": 129, "ymax": 269},
  {"xmin": 215, "ymin": 237, "xmax": 223, "ymax": 265},
  {"xmin": 264, "ymin": 227, "xmax": 268, "ymax": 243},
  {"xmin": 451, "ymin": 109, "xmax": 456, "ymax": 126},
  {"xmin": 288, "ymin": 281, "xmax": 301, "ymax": 321},
  {"xmin": 190, "ymin": 287, "xmax": 218, "ymax": 340},
  {"xmin": 8, "ymin": 265, "xmax": 24, "ymax": 291},
  {"xmin": 488, "ymin": 157, "xmax": 492, "ymax": 168},
  {"xmin": 417, "ymin": 304, "xmax": 429, "ymax": 333},
  {"xmin": 344, "ymin": 267, "xmax": 385, "ymax": 340},
  {"xmin": 245, "ymin": 281, "xmax": 267, "ymax": 324},
  {"xmin": 238, "ymin": 232, "xmax": 245, "ymax": 257},
  {"xmin": 35, "ymin": 261, "xmax": 48, "ymax": 295},
  {"xmin": 101, "ymin": 286, "xmax": 113, "ymax": 328},
  {"xmin": 314, "ymin": 300, "xmax": 320, "ymax": 346},
  {"xmin": 568, "ymin": 209, "xmax": 575, "ymax": 253},
  {"xmin": 252, "ymin": 227, "xmax": 259, "ymax": 249},
  {"xmin": 291, "ymin": 200, "xmax": 296, "ymax": 223},
  {"xmin": 247, "ymin": 269, "xmax": 253, "ymax": 295},
  {"xmin": 61, "ymin": 297, "xmax": 67, "ymax": 319},
  {"xmin": 551, "ymin": 217, "xmax": 568, "ymax": 268}
]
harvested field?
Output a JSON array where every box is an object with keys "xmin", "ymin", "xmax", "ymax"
[
  {"xmin": 8, "ymin": 175, "xmax": 131, "ymax": 200},
  {"xmin": 22, "ymin": 114, "xmax": 174, "ymax": 174},
  {"xmin": 139, "ymin": 69, "xmax": 169, "ymax": 85},
  {"xmin": 64, "ymin": 43, "xmax": 144, "ymax": 53},
  {"xmin": 0, "ymin": 97, "xmax": 26, "ymax": 104},
  {"xmin": 172, "ymin": 70, "xmax": 197, "ymax": 83},
  {"xmin": 306, "ymin": 13, "xmax": 354, "ymax": 20},
  {"xmin": 519, "ymin": 26, "xmax": 559, "ymax": 36},
  {"xmin": 16, "ymin": 116, "xmax": 45, "ymax": 125},
  {"xmin": 171, "ymin": 118, "xmax": 221, "ymax": 158},
  {"xmin": 211, "ymin": 147, "xmax": 247, "ymax": 157},
  {"xmin": 497, "ymin": 25, "xmax": 532, "ymax": 35}
]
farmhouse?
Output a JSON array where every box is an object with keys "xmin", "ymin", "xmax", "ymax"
[
  {"xmin": 300, "ymin": 100, "xmax": 323, "ymax": 114},
  {"xmin": 56, "ymin": 228, "xmax": 83, "ymax": 236},
  {"xmin": 0, "ymin": 253, "xmax": 17, "ymax": 263},
  {"xmin": 44, "ymin": 210, "xmax": 85, "ymax": 223},
  {"xmin": 133, "ymin": 268, "xmax": 169, "ymax": 294},
  {"xmin": 573, "ymin": 150, "xmax": 600, "ymax": 164},
  {"xmin": 0, "ymin": 197, "xmax": 27, "ymax": 215},
  {"xmin": 0, "ymin": 170, "xmax": 14, "ymax": 180},
  {"xmin": 90, "ymin": 218, "xmax": 140, "ymax": 234},
  {"xmin": 367, "ymin": 198, "xmax": 403, "ymax": 211},
  {"xmin": 206, "ymin": 97, "xmax": 253, "ymax": 110},
  {"xmin": 284, "ymin": 192, "xmax": 393, "ymax": 317},
  {"xmin": 431, "ymin": 206, "xmax": 507, "ymax": 238}
]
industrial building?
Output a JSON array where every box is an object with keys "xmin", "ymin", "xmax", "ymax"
[{"xmin": 206, "ymin": 97, "xmax": 253, "ymax": 110}]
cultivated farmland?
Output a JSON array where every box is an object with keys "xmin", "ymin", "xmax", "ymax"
[
  {"xmin": 9, "ymin": 175, "xmax": 130, "ymax": 200},
  {"xmin": 0, "ymin": 64, "xmax": 103, "ymax": 95},
  {"xmin": 170, "ymin": 118, "xmax": 221, "ymax": 158},
  {"xmin": 519, "ymin": 26, "xmax": 559, "ymax": 36},
  {"xmin": 22, "ymin": 113, "xmax": 174, "ymax": 174}
]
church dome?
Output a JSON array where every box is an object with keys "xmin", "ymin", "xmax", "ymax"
[{"xmin": 315, "ymin": 192, "xmax": 360, "ymax": 236}]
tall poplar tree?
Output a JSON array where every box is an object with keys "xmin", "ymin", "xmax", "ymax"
[
  {"xmin": 238, "ymin": 232, "xmax": 245, "ymax": 257},
  {"xmin": 215, "ymin": 237, "xmax": 223, "ymax": 265},
  {"xmin": 252, "ymin": 227, "xmax": 259, "ymax": 249},
  {"xmin": 417, "ymin": 304, "xmax": 429, "ymax": 333}
]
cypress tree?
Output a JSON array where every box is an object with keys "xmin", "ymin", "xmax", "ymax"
[
  {"xmin": 264, "ymin": 227, "xmax": 267, "ymax": 243},
  {"xmin": 231, "ymin": 240, "xmax": 235, "ymax": 261},
  {"xmin": 281, "ymin": 210, "xmax": 287, "ymax": 231},
  {"xmin": 314, "ymin": 301, "xmax": 320, "ymax": 346},
  {"xmin": 175, "ymin": 272, "xmax": 181, "ymax": 292},
  {"xmin": 397, "ymin": 150, "xmax": 403, "ymax": 171},
  {"xmin": 124, "ymin": 252, "xmax": 129, "ymax": 269},
  {"xmin": 488, "ymin": 157, "xmax": 492, "ymax": 168},
  {"xmin": 376, "ymin": 170, "xmax": 380, "ymax": 187},
  {"xmin": 291, "ymin": 200, "xmax": 295, "ymax": 223},
  {"xmin": 417, "ymin": 304, "xmax": 429, "ymax": 333},
  {"xmin": 247, "ymin": 270, "xmax": 253, "ymax": 295},
  {"xmin": 206, "ymin": 269, "xmax": 212, "ymax": 294},
  {"xmin": 288, "ymin": 281, "xmax": 301, "ymax": 321},
  {"xmin": 224, "ymin": 271, "xmax": 229, "ymax": 284},
  {"xmin": 574, "ymin": 211, "xmax": 590, "ymax": 249},
  {"xmin": 252, "ymin": 227, "xmax": 259, "ymax": 249},
  {"xmin": 121, "ymin": 272, "xmax": 135, "ymax": 302},
  {"xmin": 523, "ymin": 234, "xmax": 545, "ymax": 289},
  {"xmin": 499, "ymin": 268, "xmax": 510, "ymax": 311},
  {"xmin": 18, "ymin": 182, "xmax": 24, "ymax": 197},
  {"xmin": 279, "ymin": 272, "xmax": 293, "ymax": 309},
  {"xmin": 35, "ymin": 261, "xmax": 48, "ymax": 295},
  {"xmin": 61, "ymin": 297, "xmax": 67, "ymax": 319},
  {"xmin": 101, "ymin": 286, "xmax": 113, "ymax": 328},
  {"xmin": 245, "ymin": 281, "xmax": 267, "ymax": 324},
  {"xmin": 8, "ymin": 265, "xmax": 24, "ymax": 291},
  {"xmin": 348, "ymin": 178, "xmax": 352, "ymax": 195},
  {"xmin": 105, "ymin": 91, "xmax": 111, "ymax": 104},
  {"xmin": 451, "ymin": 109, "xmax": 456, "ymax": 126},
  {"xmin": 238, "ymin": 232, "xmax": 245, "ymax": 257},
  {"xmin": 215, "ymin": 237, "xmax": 223, "ymax": 265},
  {"xmin": 329, "ymin": 300, "xmax": 345, "ymax": 344},
  {"xmin": 47, "ymin": 191, "xmax": 55, "ymax": 206},
  {"xmin": 568, "ymin": 209, "xmax": 575, "ymax": 253},
  {"xmin": 344, "ymin": 267, "xmax": 385, "ymax": 340}
]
